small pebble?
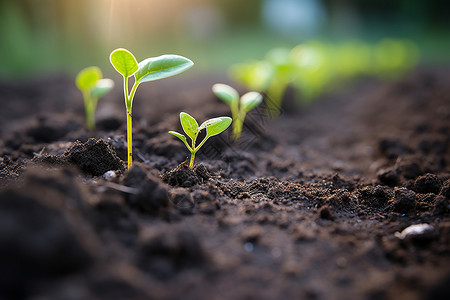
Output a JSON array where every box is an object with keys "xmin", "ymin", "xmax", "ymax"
[
  {"xmin": 394, "ymin": 223, "xmax": 434, "ymax": 240},
  {"xmin": 103, "ymin": 170, "xmax": 117, "ymax": 180},
  {"xmin": 244, "ymin": 242, "xmax": 254, "ymax": 252}
]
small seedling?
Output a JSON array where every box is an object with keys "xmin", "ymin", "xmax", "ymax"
[
  {"xmin": 169, "ymin": 112, "xmax": 232, "ymax": 169},
  {"xmin": 76, "ymin": 66, "xmax": 114, "ymax": 130},
  {"xmin": 109, "ymin": 48, "xmax": 193, "ymax": 168},
  {"xmin": 212, "ymin": 84, "xmax": 262, "ymax": 140}
]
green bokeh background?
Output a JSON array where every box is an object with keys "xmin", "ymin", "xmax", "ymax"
[{"xmin": 0, "ymin": 0, "xmax": 449, "ymax": 79}]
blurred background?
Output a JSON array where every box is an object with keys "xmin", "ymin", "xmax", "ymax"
[{"xmin": 0, "ymin": 0, "xmax": 449, "ymax": 79}]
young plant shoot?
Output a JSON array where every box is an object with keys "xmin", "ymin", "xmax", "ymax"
[
  {"xmin": 212, "ymin": 84, "xmax": 262, "ymax": 140},
  {"xmin": 109, "ymin": 48, "xmax": 193, "ymax": 168},
  {"xmin": 76, "ymin": 67, "xmax": 114, "ymax": 131},
  {"xmin": 169, "ymin": 112, "xmax": 232, "ymax": 169}
]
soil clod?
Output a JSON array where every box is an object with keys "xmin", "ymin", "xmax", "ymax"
[
  {"xmin": 414, "ymin": 173, "xmax": 442, "ymax": 194},
  {"xmin": 162, "ymin": 161, "xmax": 212, "ymax": 187}
]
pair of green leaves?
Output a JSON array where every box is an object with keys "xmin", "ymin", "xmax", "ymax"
[
  {"xmin": 109, "ymin": 48, "xmax": 194, "ymax": 86},
  {"xmin": 76, "ymin": 66, "xmax": 114, "ymax": 98},
  {"xmin": 169, "ymin": 112, "xmax": 232, "ymax": 153},
  {"xmin": 212, "ymin": 83, "xmax": 262, "ymax": 139},
  {"xmin": 76, "ymin": 66, "xmax": 114, "ymax": 130},
  {"xmin": 212, "ymin": 84, "xmax": 262, "ymax": 114}
]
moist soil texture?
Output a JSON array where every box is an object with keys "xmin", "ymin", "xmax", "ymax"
[{"xmin": 0, "ymin": 69, "xmax": 449, "ymax": 300}]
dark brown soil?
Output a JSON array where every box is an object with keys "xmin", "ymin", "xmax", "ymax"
[{"xmin": 0, "ymin": 69, "xmax": 449, "ymax": 300}]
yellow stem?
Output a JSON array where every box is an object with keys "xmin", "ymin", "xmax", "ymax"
[
  {"xmin": 189, "ymin": 152, "xmax": 195, "ymax": 169},
  {"xmin": 127, "ymin": 108, "xmax": 133, "ymax": 168}
]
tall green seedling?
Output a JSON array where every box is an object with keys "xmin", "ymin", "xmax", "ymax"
[
  {"xmin": 76, "ymin": 66, "xmax": 114, "ymax": 131},
  {"xmin": 109, "ymin": 48, "xmax": 193, "ymax": 167},
  {"xmin": 169, "ymin": 112, "xmax": 232, "ymax": 169},
  {"xmin": 212, "ymin": 84, "xmax": 262, "ymax": 140}
]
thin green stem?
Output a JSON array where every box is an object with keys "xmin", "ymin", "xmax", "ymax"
[
  {"xmin": 129, "ymin": 81, "xmax": 140, "ymax": 105},
  {"xmin": 192, "ymin": 131, "xmax": 199, "ymax": 149},
  {"xmin": 122, "ymin": 76, "xmax": 141, "ymax": 168},
  {"xmin": 123, "ymin": 76, "xmax": 129, "ymax": 107},
  {"xmin": 231, "ymin": 105, "xmax": 240, "ymax": 140},
  {"xmin": 125, "ymin": 80, "xmax": 140, "ymax": 168},
  {"xmin": 266, "ymin": 79, "xmax": 288, "ymax": 119},
  {"xmin": 233, "ymin": 111, "xmax": 246, "ymax": 140},
  {"xmin": 187, "ymin": 130, "xmax": 201, "ymax": 169},
  {"xmin": 182, "ymin": 139, "xmax": 193, "ymax": 153},
  {"xmin": 194, "ymin": 136, "xmax": 209, "ymax": 152},
  {"xmin": 189, "ymin": 151, "xmax": 195, "ymax": 169},
  {"xmin": 92, "ymin": 96, "xmax": 99, "ymax": 115},
  {"xmin": 83, "ymin": 90, "xmax": 95, "ymax": 131}
]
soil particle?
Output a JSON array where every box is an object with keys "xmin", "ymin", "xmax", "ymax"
[
  {"xmin": 389, "ymin": 188, "xmax": 416, "ymax": 213},
  {"xmin": 357, "ymin": 186, "xmax": 393, "ymax": 209},
  {"xmin": 121, "ymin": 162, "xmax": 170, "ymax": 215},
  {"xmin": 161, "ymin": 161, "xmax": 211, "ymax": 187},
  {"xmin": 191, "ymin": 189, "xmax": 218, "ymax": 214},
  {"xmin": 433, "ymin": 195, "xmax": 449, "ymax": 216},
  {"xmin": 137, "ymin": 230, "xmax": 208, "ymax": 280},
  {"xmin": 415, "ymin": 193, "xmax": 437, "ymax": 211},
  {"xmin": 377, "ymin": 167, "xmax": 400, "ymax": 187},
  {"xmin": 326, "ymin": 189, "xmax": 357, "ymax": 209},
  {"xmin": 318, "ymin": 205, "xmax": 334, "ymax": 220},
  {"xmin": 439, "ymin": 179, "xmax": 450, "ymax": 199},
  {"xmin": 169, "ymin": 188, "xmax": 194, "ymax": 214},
  {"xmin": 414, "ymin": 173, "xmax": 442, "ymax": 194},
  {"xmin": 0, "ymin": 159, "xmax": 24, "ymax": 183}
]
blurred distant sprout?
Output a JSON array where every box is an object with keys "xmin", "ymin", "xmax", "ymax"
[
  {"xmin": 109, "ymin": 48, "xmax": 193, "ymax": 168},
  {"xmin": 212, "ymin": 83, "xmax": 262, "ymax": 140},
  {"xmin": 169, "ymin": 112, "xmax": 232, "ymax": 169},
  {"xmin": 76, "ymin": 66, "xmax": 114, "ymax": 131},
  {"xmin": 229, "ymin": 48, "xmax": 293, "ymax": 119},
  {"xmin": 230, "ymin": 39, "xmax": 419, "ymax": 118},
  {"xmin": 373, "ymin": 39, "xmax": 419, "ymax": 77}
]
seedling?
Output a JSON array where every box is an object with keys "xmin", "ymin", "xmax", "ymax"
[
  {"xmin": 169, "ymin": 112, "xmax": 232, "ymax": 169},
  {"xmin": 231, "ymin": 40, "xmax": 419, "ymax": 119},
  {"xmin": 109, "ymin": 48, "xmax": 193, "ymax": 167},
  {"xmin": 212, "ymin": 84, "xmax": 262, "ymax": 140},
  {"xmin": 76, "ymin": 66, "xmax": 114, "ymax": 130}
]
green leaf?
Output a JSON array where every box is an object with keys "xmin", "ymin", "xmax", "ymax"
[
  {"xmin": 205, "ymin": 117, "xmax": 232, "ymax": 137},
  {"xmin": 76, "ymin": 66, "xmax": 102, "ymax": 91},
  {"xmin": 91, "ymin": 78, "xmax": 114, "ymax": 98},
  {"xmin": 169, "ymin": 131, "xmax": 185, "ymax": 140},
  {"xmin": 169, "ymin": 131, "xmax": 192, "ymax": 152},
  {"xmin": 135, "ymin": 54, "xmax": 193, "ymax": 83},
  {"xmin": 241, "ymin": 91, "xmax": 262, "ymax": 112},
  {"xmin": 199, "ymin": 117, "xmax": 222, "ymax": 130},
  {"xmin": 212, "ymin": 83, "xmax": 239, "ymax": 106},
  {"xmin": 180, "ymin": 112, "xmax": 198, "ymax": 141},
  {"xmin": 109, "ymin": 48, "xmax": 139, "ymax": 78}
]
